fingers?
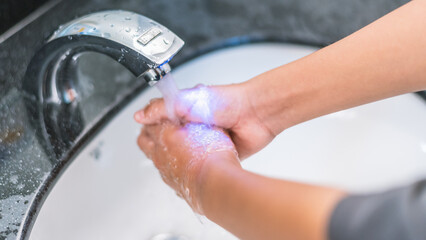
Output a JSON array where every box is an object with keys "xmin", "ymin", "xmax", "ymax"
[
  {"xmin": 134, "ymin": 98, "xmax": 169, "ymax": 124},
  {"xmin": 134, "ymin": 85, "xmax": 212, "ymax": 125},
  {"xmin": 144, "ymin": 124, "xmax": 164, "ymax": 141},
  {"xmin": 174, "ymin": 87, "xmax": 213, "ymax": 124},
  {"xmin": 135, "ymin": 84, "xmax": 227, "ymax": 126},
  {"xmin": 137, "ymin": 128, "xmax": 155, "ymax": 159},
  {"xmin": 138, "ymin": 123, "xmax": 177, "ymax": 153},
  {"xmin": 175, "ymin": 85, "xmax": 235, "ymax": 126}
]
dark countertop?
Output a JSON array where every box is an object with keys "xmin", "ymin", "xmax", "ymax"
[
  {"xmin": 0, "ymin": 0, "xmax": 412, "ymax": 239},
  {"xmin": 0, "ymin": 0, "xmax": 50, "ymax": 34}
]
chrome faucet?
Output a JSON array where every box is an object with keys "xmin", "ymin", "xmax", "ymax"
[
  {"xmin": 27, "ymin": 10, "xmax": 184, "ymax": 87},
  {"xmin": 22, "ymin": 10, "xmax": 184, "ymax": 157}
]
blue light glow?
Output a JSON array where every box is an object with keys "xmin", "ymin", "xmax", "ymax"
[{"xmin": 180, "ymin": 86, "xmax": 215, "ymax": 124}]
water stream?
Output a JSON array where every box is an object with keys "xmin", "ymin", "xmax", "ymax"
[{"xmin": 155, "ymin": 73, "xmax": 180, "ymax": 122}]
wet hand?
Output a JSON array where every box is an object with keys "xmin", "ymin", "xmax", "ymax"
[
  {"xmin": 134, "ymin": 84, "xmax": 276, "ymax": 159},
  {"xmin": 137, "ymin": 121, "xmax": 239, "ymax": 213}
]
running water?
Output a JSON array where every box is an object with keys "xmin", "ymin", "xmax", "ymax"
[
  {"xmin": 156, "ymin": 72, "xmax": 220, "ymax": 125},
  {"xmin": 155, "ymin": 73, "xmax": 180, "ymax": 122}
]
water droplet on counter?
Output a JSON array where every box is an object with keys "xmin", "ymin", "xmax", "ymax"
[
  {"xmin": 10, "ymin": 175, "xmax": 18, "ymax": 184},
  {"xmin": 125, "ymin": 27, "xmax": 131, "ymax": 32},
  {"xmin": 125, "ymin": 16, "xmax": 131, "ymax": 20},
  {"xmin": 110, "ymin": 24, "xmax": 114, "ymax": 27}
]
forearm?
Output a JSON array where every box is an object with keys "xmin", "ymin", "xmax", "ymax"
[
  {"xmin": 198, "ymin": 152, "xmax": 345, "ymax": 240},
  {"xmin": 245, "ymin": 0, "xmax": 426, "ymax": 134}
]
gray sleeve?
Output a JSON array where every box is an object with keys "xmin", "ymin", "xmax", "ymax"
[{"xmin": 328, "ymin": 179, "xmax": 426, "ymax": 240}]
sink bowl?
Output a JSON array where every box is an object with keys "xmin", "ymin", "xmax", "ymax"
[{"xmin": 29, "ymin": 43, "xmax": 426, "ymax": 239}]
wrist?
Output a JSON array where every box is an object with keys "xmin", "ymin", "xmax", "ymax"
[
  {"xmin": 243, "ymin": 66, "xmax": 300, "ymax": 135},
  {"xmin": 196, "ymin": 150, "xmax": 242, "ymax": 216}
]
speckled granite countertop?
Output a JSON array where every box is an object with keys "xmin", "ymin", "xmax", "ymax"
[{"xmin": 0, "ymin": 0, "xmax": 413, "ymax": 239}]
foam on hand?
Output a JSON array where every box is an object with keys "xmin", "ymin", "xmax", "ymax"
[{"xmin": 184, "ymin": 123, "xmax": 235, "ymax": 154}]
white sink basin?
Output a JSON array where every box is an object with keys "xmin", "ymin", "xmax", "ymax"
[{"xmin": 29, "ymin": 43, "xmax": 426, "ymax": 240}]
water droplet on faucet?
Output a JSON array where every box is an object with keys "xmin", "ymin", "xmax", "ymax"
[{"xmin": 102, "ymin": 32, "xmax": 111, "ymax": 38}]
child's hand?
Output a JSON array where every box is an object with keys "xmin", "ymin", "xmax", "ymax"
[
  {"xmin": 134, "ymin": 84, "xmax": 276, "ymax": 159},
  {"xmin": 137, "ymin": 121, "xmax": 240, "ymax": 213}
]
